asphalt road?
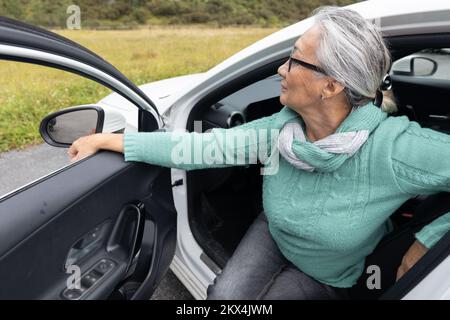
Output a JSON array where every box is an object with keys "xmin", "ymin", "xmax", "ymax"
[{"xmin": 0, "ymin": 143, "xmax": 193, "ymax": 300}]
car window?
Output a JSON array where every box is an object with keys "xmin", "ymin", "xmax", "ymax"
[
  {"xmin": 0, "ymin": 60, "xmax": 113, "ymax": 198},
  {"xmin": 218, "ymin": 74, "xmax": 282, "ymax": 111},
  {"xmin": 390, "ymin": 47, "xmax": 450, "ymax": 134},
  {"xmin": 201, "ymin": 74, "xmax": 283, "ymax": 131}
]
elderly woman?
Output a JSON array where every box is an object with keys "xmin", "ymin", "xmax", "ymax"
[{"xmin": 68, "ymin": 7, "xmax": 450, "ymax": 300}]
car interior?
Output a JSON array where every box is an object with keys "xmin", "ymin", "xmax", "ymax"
[{"xmin": 185, "ymin": 34, "xmax": 450, "ymax": 299}]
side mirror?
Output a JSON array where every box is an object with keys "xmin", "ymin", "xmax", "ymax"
[
  {"xmin": 39, "ymin": 105, "xmax": 126, "ymax": 147},
  {"xmin": 410, "ymin": 57, "xmax": 437, "ymax": 76},
  {"xmin": 392, "ymin": 56, "xmax": 437, "ymax": 77}
]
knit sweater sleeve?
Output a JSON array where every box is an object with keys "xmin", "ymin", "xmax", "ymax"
[
  {"xmin": 392, "ymin": 121, "xmax": 450, "ymax": 249},
  {"xmin": 123, "ymin": 112, "xmax": 279, "ymax": 171}
]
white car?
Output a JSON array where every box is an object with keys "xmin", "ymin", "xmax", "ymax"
[{"xmin": 0, "ymin": 0, "xmax": 449, "ymax": 300}]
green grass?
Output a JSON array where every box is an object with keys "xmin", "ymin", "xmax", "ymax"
[{"xmin": 0, "ymin": 27, "xmax": 277, "ymax": 152}]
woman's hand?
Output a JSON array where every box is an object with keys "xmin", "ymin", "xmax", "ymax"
[
  {"xmin": 396, "ymin": 240, "xmax": 428, "ymax": 281},
  {"xmin": 68, "ymin": 133, "xmax": 124, "ymax": 163},
  {"xmin": 68, "ymin": 134, "xmax": 102, "ymax": 162}
]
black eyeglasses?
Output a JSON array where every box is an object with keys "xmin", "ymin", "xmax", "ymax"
[{"xmin": 288, "ymin": 54, "xmax": 326, "ymax": 75}]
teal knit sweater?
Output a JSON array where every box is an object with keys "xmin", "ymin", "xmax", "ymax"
[{"xmin": 124, "ymin": 103, "xmax": 450, "ymax": 288}]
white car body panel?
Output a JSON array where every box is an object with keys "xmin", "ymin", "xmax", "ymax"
[
  {"xmin": 98, "ymin": 73, "xmax": 206, "ymax": 131},
  {"xmin": 94, "ymin": 0, "xmax": 450, "ymax": 299},
  {"xmin": 403, "ymin": 256, "xmax": 450, "ymax": 300}
]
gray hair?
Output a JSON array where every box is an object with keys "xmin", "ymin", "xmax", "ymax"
[{"xmin": 312, "ymin": 6, "xmax": 395, "ymax": 112}]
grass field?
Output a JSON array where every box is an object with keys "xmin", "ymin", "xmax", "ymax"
[{"xmin": 0, "ymin": 27, "xmax": 278, "ymax": 153}]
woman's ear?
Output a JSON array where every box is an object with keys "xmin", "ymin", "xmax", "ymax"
[{"xmin": 322, "ymin": 78, "xmax": 345, "ymax": 99}]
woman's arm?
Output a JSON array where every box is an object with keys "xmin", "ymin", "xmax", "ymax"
[
  {"xmin": 392, "ymin": 121, "xmax": 450, "ymax": 246},
  {"xmin": 392, "ymin": 121, "xmax": 450, "ymax": 195},
  {"xmin": 68, "ymin": 112, "xmax": 280, "ymax": 170},
  {"xmin": 122, "ymin": 113, "xmax": 279, "ymax": 171},
  {"xmin": 392, "ymin": 121, "xmax": 450, "ymax": 279}
]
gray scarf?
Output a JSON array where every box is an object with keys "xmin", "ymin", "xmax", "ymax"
[
  {"xmin": 278, "ymin": 122, "xmax": 369, "ymax": 172},
  {"xmin": 276, "ymin": 104, "xmax": 386, "ymax": 172}
]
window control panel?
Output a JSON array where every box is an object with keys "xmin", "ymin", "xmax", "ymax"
[{"xmin": 61, "ymin": 259, "xmax": 116, "ymax": 300}]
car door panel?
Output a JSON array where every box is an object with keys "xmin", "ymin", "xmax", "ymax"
[
  {"xmin": 0, "ymin": 152, "xmax": 176, "ymax": 299},
  {"xmin": 0, "ymin": 17, "xmax": 176, "ymax": 299}
]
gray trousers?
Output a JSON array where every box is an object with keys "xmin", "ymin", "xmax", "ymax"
[{"xmin": 207, "ymin": 213, "xmax": 350, "ymax": 300}]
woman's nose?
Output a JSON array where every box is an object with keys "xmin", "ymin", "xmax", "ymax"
[{"xmin": 278, "ymin": 61, "xmax": 288, "ymax": 78}]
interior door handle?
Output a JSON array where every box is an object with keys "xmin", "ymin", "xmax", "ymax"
[{"xmin": 107, "ymin": 204, "xmax": 142, "ymax": 272}]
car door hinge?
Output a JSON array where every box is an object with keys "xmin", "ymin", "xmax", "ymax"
[{"xmin": 171, "ymin": 179, "xmax": 183, "ymax": 187}]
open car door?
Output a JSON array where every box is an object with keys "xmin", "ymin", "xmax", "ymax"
[{"xmin": 0, "ymin": 17, "xmax": 176, "ymax": 300}]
